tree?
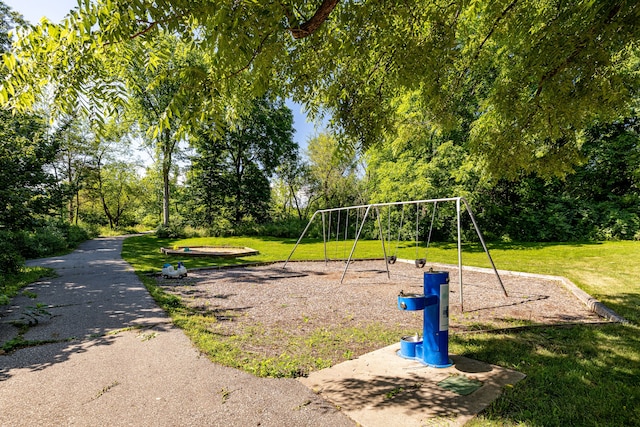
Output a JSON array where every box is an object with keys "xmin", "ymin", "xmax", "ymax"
[
  {"xmin": 0, "ymin": 110, "xmax": 62, "ymax": 229},
  {"xmin": 3, "ymin": 1, "xmax": 639, "ymax": 179},
  {"xmin": 49, "ymin": 116, "xmax": 95, "ymax": 224},
  {"xmin": 571, "ymin": 117, "xmax": 640, "ymax": 205},
  {"xmin": 288, "ymin": 1, "xmax": 640, "ymax": 178},
  {"xmin": 74, "ymin": 116, "xmax": 140, "ymax": 229},
  {"xmin": 122, "ymin": 36, "xmax": 194, "ymax": 226},
  {"xmin": 306, "ymin": 132, "xmax": 363, "ymax": 210},
  {"xmin": 187, "ymin": 97, "xmax": 296, "ymax": 227},
  {"xmin": 272, "ymin": 157, "xmax": 312, "ymax": 221},
  {"xmin": 0, "ymin": 2, "xmax": 62, "ymax": 229},
  {"xmin": 0, "ymin": 1, "xmax": 24, "ymax": 52},
  {"xmin": 86, "ymin": 160, "xmax": 141, "ymax": 229}
]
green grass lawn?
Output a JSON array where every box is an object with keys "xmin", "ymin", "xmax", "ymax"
[{"xmin": 122, "ymin": 235, "xmax": 640, "ymax": 426}]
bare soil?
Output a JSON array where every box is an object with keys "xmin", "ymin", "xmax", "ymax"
[{"xmin": 157, "ymin": 260, "xmax": 603, "ymax": 344}]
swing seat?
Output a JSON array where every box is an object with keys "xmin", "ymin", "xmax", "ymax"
[
  {"xmin": 415, "ymin": 258, "xmax": 426, "ymax": 268},
  {"xmin": 387, "ymin": 255, "xmax": 397, "ymax": 264}
]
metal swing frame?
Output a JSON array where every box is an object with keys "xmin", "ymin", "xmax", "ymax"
[{"xmin": 283, "ymin": 197, "xmax": 507, "ymax": 311}]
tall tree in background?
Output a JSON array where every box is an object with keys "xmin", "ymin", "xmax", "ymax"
[
  {"xmin": 51, "ymin": 116, "xmax": 94, "ymax": 224},
  {"xmin": 0, "ymin": 2, "xmax": 62, "ymax": 229},
  {"xmin": 87, "ymin": 159, "xmax": 141, "ymax": 229},
  {"xmin": 123, "ymin": 36, "xmax": 193, "ymax": 227},
  {"xmin": 306, "ymin": 132, "xmax": 362, "ymax": 209},
  {"xmin": 188, "ymin": 97, "xmax": 296, "ymax": 227},
  {"xmin": 77, "ymin": 117, "xmax": 139, "ymax": 229},
  {"xmin": 272, "ymin": 157, "xmax": 312, "ymax": 221}
]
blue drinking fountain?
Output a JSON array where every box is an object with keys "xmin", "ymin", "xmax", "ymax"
[{"xmin": 397, "ymin": 269, "xmax": 452, "ymax": 368}]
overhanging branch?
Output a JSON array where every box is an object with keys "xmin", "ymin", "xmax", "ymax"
[{"xmin": 288, "ymin": 0, "xmax": 339, "ymax": 39}]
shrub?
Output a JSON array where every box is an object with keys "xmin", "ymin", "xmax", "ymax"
[
  {"xmin": 0, "ymin": 234, "xmax": 24, "ymax": 276},
  {"xmin": 155, "ymin": 224, "xmax": 186, "ymax": 239},
  {"xmin": 64, "ymin": 224, "xmax": 91, "ymax": 245},
  {"xmin": 77, "ymin": 222, "xmax": 101, "ymax": 239},
  {"xmin": 5, "ymin": 222, "xmax": 93, "ymax": 260},
  {"xmin": 15, "ymin": 226, "xmax": 67, "ymax": 258}
]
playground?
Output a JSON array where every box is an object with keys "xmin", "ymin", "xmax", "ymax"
[
  {"xmin": 156, "ymin": 198, "xmax": 605, "ymax": 345},
  {"xmin": 157, "ymin": 259, "xmax": 604, "ymax": 352},
  {"xmin": 147, "ymin": 199, "xmax": 632, "ymax": 425},
  {"xmin": 155, "ymin": 259, "xmax": 607, "ymax": 426}
]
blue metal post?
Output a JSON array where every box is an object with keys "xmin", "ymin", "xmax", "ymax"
[
  {"xmin": 421, "ymin": 271, "xmax": 452, "ymax": 367},
  {"xmin": 397, "ymin": 270, "xmax": 452, "ymax": 368}
]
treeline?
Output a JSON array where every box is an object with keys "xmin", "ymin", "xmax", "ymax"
[
  {"xmin": 164, "ymin": 113, "xmax": 640, "ymax": 244},
  {"xmin": 366, "ymin": 117, "xmax": 640, "ymax": 242},
  {"xmin": 2, "ymin": 76, "xmax": 638, "ymax": 276},
  {"xmin": 2, "ymin": 95, "xmax": 639, "ymax": 285},
  {"xmin": 0, "ymin": 110, "xmax": 93, "ymax": 277}
]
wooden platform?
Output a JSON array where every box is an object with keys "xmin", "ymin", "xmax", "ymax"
[{"xmin": 160, "ymin": 246, "xmax": 259, "ymax": 257}]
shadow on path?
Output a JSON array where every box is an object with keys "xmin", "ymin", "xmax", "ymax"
[{"xmin": 1, "ymin": 236, "xmax": 171, "ymax": 380}]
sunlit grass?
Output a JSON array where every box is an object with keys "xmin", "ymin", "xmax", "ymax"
[
  {"xmin": 456, "ymin": 323, "xmax": 640, "ymax": 426},
  {"xmin": 0, "ymin": 266, "xmax": 54, "ymax": 305}
]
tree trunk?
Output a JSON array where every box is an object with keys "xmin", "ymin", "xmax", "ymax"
[
  {"xmin": 96, "ymin": 163, "xmax": 115, "ymax": 229},
  {"xmin": 75, "ymin": 191, "xmax": 80, "ymax": 225},
  {"xmin": 67, "ymin": 156, "xmax": 74, "ymax": 223},
  {"xmin": 161, "ymin": 129, "xmax": 172, "ymax": 226},
  {"xmin": 289, "ymin": 183, "xmax": 303, "ymax": 220},
  {"xmin": 162, "ymin": 170, "xmax": 170, "ymax": 226}
]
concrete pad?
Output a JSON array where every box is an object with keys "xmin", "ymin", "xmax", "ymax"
[{"xmin": 299, "ymin": 344, "xmax": 526, "ymax": 427}]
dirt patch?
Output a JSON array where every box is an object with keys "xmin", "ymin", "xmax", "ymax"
[{"xmin": 158, "ymin": 260, "xmax": 603, "ymax": 339}]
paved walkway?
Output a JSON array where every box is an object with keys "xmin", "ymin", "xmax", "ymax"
[{"xmin": 0, "ymin": 236, "xmax": 354, "ymax": 426}]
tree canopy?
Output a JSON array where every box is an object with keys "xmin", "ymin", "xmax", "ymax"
[
  {"xmin": 1, "ymin": 1, "xmax": 639, "ymax": 178},
  {"xmin": 0, "ymin": 4, "xmax": 61, "ymax": 230},
  {"xmin": 186, "ymin": 96, "xmax": 296, "ymax": 228}
]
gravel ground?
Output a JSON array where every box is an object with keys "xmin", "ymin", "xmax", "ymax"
[{"xmin": 157, "ymin": 260, "xmax": 603, "ymax": 360}]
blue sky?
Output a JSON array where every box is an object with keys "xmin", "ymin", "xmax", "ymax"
[{"xmin": 4, "ymin": 0, "xmax": 320, "ymax": 152}]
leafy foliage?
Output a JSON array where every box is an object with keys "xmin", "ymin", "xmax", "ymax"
[
  {"xmin": 305, "ymin": 132, "xmax": 364, "ymax": 209},
  {"xmin": 475, "ymin": 117, "xmax": 640, "ymax": 241},
  {"xmin": 0, "ymin": 231, "xmax": 23, "ymax": 275},
  {"xmin": 186, "ymin": 97, "xmax": 296, "ymax": 228},
  {"xmin": 3, "ymin": 1, "xmax": 639, "ymax": 178},
  {"xmin": 0, "ymin": 110, "xmax": 62, "ymax": 229},
  {"xmin": 122, "ymin": 36, "xmax": 195, "ymax": 226},
  {"xmin": 0, "ymin": 1, "xmax": 638, "ymax": 243},
  {"xmin": 366, "ymin": 114, "xmax": 640, "ymax": 242}
]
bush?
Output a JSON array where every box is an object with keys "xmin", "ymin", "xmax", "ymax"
[
  {"xmin": 13, "ymin": 226, "xmax": 67, "ymax": 258},
  {"xmin": 4, "ymin": 222, "xmax": 93, "ymax": 260},
  {"xmin": 258, "ymin": 219, "xmax": 307, "ymax": 238},
  {"xmin": 595, "ymin": 207, "xmax": 640, "ymax": 240},
  {"xmin": 155, "ymin": 224, "xmax": 186, "ymax": 239},
  {"xmin": 65, "ymin": 224, "xmax": 91, "ymax": 245},
  {"xmin": 77, "ymin": 222, "xmax": 101, "ymax": 239},
  {"xmin": 0, "ymin": 234, "xmax": 23, "ymax": 276}
]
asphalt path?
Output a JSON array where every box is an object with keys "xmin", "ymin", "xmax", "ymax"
[{"xmin": 0, "ymin": 236, "xmax": 354, "ymax": 426}]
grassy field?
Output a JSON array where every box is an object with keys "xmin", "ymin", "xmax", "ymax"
[{"xmin": 122, "ymin": 235, "xmax": 640, "ymax": 426}]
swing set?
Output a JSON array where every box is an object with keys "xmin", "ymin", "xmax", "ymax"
[{"xmin": 283, "ymin": 197, "xmax": 507, "ymax": 311}]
